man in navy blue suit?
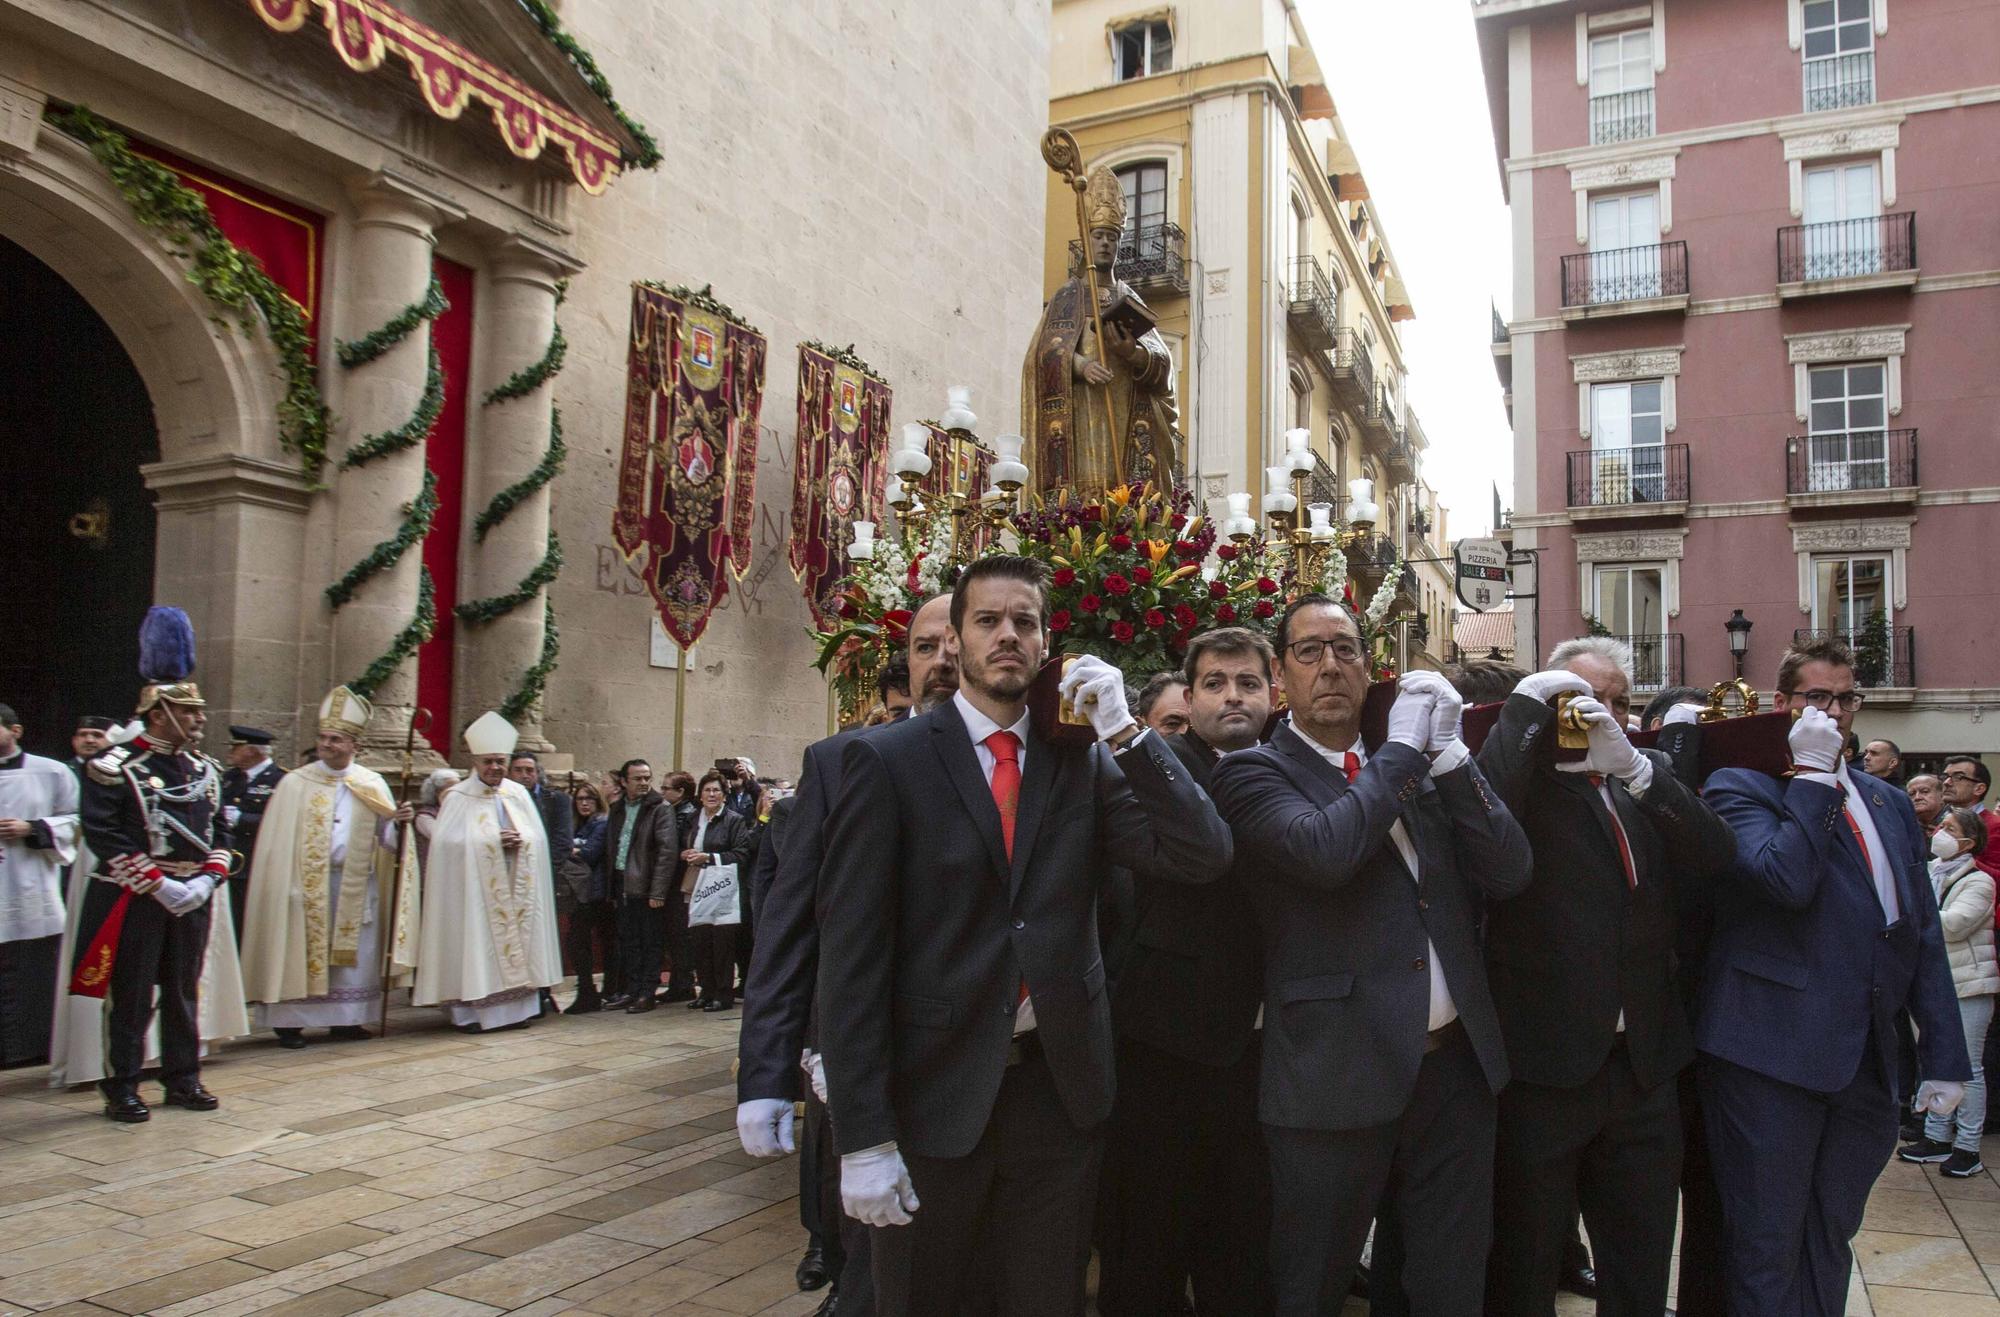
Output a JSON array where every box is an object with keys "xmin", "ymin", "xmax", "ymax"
[{"xmin": 1699, "ymin": 635, "xmax": 1969, "ymax": 1315}]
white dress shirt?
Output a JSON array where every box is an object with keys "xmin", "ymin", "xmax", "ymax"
[
  {"xmin": 1798, "ymin": 760, "xmax": 1900, "ymax": 924},
  {"xmin": 953, "ymin": 691, "xmax": 1037, "ymax": 1034},
  {"xmin": 1291, "ymin": 721, "xmax": 1458, "ymax": 1031}
]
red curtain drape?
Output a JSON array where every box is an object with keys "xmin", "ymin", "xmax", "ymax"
[{"xmin": 420, "ymin": 258, "xmax": 474, "ymax": 743}]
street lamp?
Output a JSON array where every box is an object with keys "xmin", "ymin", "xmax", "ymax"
[{"xmin": 1725, "ymin": 608, "xmax": 1753, "ymax": 679}]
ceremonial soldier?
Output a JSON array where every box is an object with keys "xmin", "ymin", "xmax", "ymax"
[
  {"xmin": 75, "ymin": 607, "xmax": 227, "ymax": 1122},
  {"xmin": 220, "ymin": 724, "xmax": 284, "ymax": 943},
  {"xmin": 69, "ymin": 716, "xmax": 116, "ymax": 782}
]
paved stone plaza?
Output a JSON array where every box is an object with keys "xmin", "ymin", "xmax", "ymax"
[{"xmin": 0, "ymin": 994, "xmax": 1991, "ymax": 1315}]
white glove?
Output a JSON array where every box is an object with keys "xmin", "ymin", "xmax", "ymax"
[
  {"xmin": 150, "ymin": 877, "xmax": 193, "ymax": 912},
  {"xmin": 809, "ymin": 1052, "xmax": 828, "ymax": 1104},
  {"xmin": 222, "ymin": 806, "xmax": 242, "ymax": 828},
  {"xmin": 1515, "ymin": 670, "xmax": 1593, "ymax": 704},
  {"xmin": 159, "ymin": 875, "xmax": 215, "ymax": 916},
  {"xmin": 1916, "ymin": 1080, "xmax": 1966, "ymax": 1117},
  {"xmin": 1575, "ymin": 696, "xmax": 1651, "ymax": 791},
  {"xmin": 1662, "ymin": 703, "xmax": 1702, "ymax": 727},
  {"xmin": 841, "ymin": 1142, "xmax": 920, "ymax": 1227},
  {"xmin": 735, "ymin": 1098, "xmax": 796, "ymax": 1158},
  {"xmin": 1396, "ymin": 671, "xmax": 1463, "ymax": 754},
  {"xmin": 1385, "ymin": 681, "xmax": 1438, "ymax": 754},
  {"xmin": 1788, "ymin": 705, "xmax": 1843, "ymax": 774},
  {"xmin": 1058, "ymin": 654, "xmax": 1137, "ymax": 742}
]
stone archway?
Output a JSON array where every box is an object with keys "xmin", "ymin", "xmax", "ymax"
[{"xmin": 0, "ymin": 126, "xmax": 316, "ymax": 744}]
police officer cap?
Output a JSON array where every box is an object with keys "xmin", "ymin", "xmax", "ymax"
[
  {"xmin": 75, "ymin": 715, "xmax": 117, "ymax": 732},
  {"xmin": 228, "ymin": 725, "xmax": 276, "ymax": 746}
]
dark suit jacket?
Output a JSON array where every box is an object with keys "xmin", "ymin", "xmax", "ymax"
[
  {"xmin": 738, "ymin": 728, "xmax": 869, "ymax": 1104},
  {"xmin": 1697, "ymin": 765, "xmax": 1971, "ymax": 1092},
  {"xmin": 607, "ymin": 790, "xmax": 680, "ymax": 902},
  {"xmin": 1477, "ymin": 694, "xmax": 1738, "ymax": 1092},
  {"xmin": 746, "ymin": 795, "xmax": 793, "ymax": 932},
  {"xmin": 818, "ymin": 706, "xmax": 1233, "ymax": 1159},
  {"xmin": 529, "ymin": 783, "xmax": 573, "ymax": 878},
  {"xmin": 1112, "ymin": 731, "xmax": 1264, "ymax": 1068},
  {"xmin": 1209, "ymin": 722, "xmax": 1532, "ymax": 1131}
]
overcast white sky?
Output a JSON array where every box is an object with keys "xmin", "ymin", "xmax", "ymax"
[{"xmin": 1298, "ymin": 0, "xmax": 1515, "ymax": 538}]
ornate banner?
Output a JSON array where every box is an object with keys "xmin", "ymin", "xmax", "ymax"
[
  {"xmin": 614, "ymin": 283, "xmax": 768, "ymax": 649},
  {"xmin": 248, "ymin": 0, "xmax": 627, "ymax": 193},
  {"xmin": 790, "ymin": 345, "xmax": 892, "ymax": 628},
  {"xmin": 917, "ymin": 422, "xmax": 999, "ymax": 557}
]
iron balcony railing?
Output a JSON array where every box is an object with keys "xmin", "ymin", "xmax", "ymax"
[
  {"xmin": 1286, "ymin": 256, "xmax": 1337, "ymax": 349},
  {"xmin": 1589, "ymin": 87, "xmax": 1655, "ymax": 145},
  {"xmin": 1597, "ymin": 633, "xmax": 1684, "ymax": 691},
  {"xmin": 1804, "ymin": 50, "xmax": 1875, "ymax": 112},
  {"xmin": 1778, "ymin": 212, "xmax": 1915, "ymax": 284},
  {"xmin": 1491, "ymin": 305, "xmax": 1510, "ymax": 344},
  {"xmin": 1794, "ymin": 625, "xmax": 1915, "ymax": 688},
  {"xmin": 1067, "ymin": 221, "xmax": 1188, "ymax": 296},
  {"xmin": 1566, "ymin": 443, "xmax": 1690, "ymax": 509},
  {"xmin": 1785, "ymin": 427, "xmax": 1918, "ymax": 495},
  {"xmin": 1306, "ymin": 453, "xmax": 1342, "ymax": 510},
  {"xmin": 1332, "ymin": 328, "xmax": 1375, "ymax": 400},
  {"xmin": 1561, "ymin": 240, "xmax": 1689, "ymax": 307}
]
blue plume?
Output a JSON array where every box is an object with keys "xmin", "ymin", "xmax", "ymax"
[{"xmin": 137, "ymin": 606, "xmax": 197, "ymax": 683}]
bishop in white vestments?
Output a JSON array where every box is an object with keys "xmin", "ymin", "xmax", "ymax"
[
  {"xmin": 240, "ymin": 687, "xmax": 418, "ymax": 1047},
  {"xmin": 0, "ymin": 705, "xmax": 77, "ymax": 1065},
  {"xmin": 414, "ymin": 712, "xmax": 562, "ymax": 1032}
]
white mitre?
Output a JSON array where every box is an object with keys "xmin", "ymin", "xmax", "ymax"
[{"xmin": 462, "ymin": 711, "xmax": 519, "ymax": 758}]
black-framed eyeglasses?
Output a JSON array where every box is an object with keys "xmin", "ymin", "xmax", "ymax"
[
  {"xmin": 1943, "ymin": 771, "xmax": 1981, "ymax": 785},
  {"xmin": 1794, "ymin": 688, "xmax": 1866, "ymax": 711},
  {"xmin": 1285, "ymin": 637, "xmax": 1367, "ymax": 667}
]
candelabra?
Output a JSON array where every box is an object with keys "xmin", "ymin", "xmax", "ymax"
[
  {"xmin": 1224, "ymin": 429, "xmax": 1391, "ymax": 601},
  {"xmin": 850, "ymin": 387, "xmax": 1030, "ymax": 567}
]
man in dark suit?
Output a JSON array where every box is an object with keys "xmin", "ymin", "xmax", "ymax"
[
  {"xmin": 737, "ymin": 591, "xmax": 960, "ymax": 1315},
  {"xmin": 1477, "ymin": 640, "xmax": 1736, "ymax": 1315},
  {"xmin": 509, "ymin": 751, "xmax": 574, "ymax": 1014},
  {"xmin": 1097, "ymin": 627, "xmax": 1275, "ymax": 1315},
  {"xmin": 600, "ymin": 760, "xmax": 682, "ymax": 1012},
  {"xmin": 219, "ymin": 724, "xmax": 284, "ymax": 944},
  {"xmin": 1208, "ymin": 594, "xmax": 1531, "ymax": 1315},
  {"xmin": 1700, "ymin": 636, "xmax": 1969, "ymax": 1315},
  {"xmin": 816, "ymin": 556, "xmax": 1232, "ymax": 1316}
]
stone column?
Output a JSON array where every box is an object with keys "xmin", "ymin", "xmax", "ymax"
[
  {"xmin": 331, "ymin": 173, "xmax": 460, "ymax": 769},
  {"xmin": 457, "ymin": 234, "xmax": 581, "ymax": 752}
]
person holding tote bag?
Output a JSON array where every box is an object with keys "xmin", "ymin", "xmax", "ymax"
[
  {"xmin": 1899, "ymin": 806, "xmax": 1999, "ymax": 1177},
  {"xmin": 681, "ymin": 771, "xmax": 751, "ymax": 1011}
]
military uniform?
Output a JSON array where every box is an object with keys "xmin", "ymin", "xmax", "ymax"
[
  {"xmin": 220, "ymin": 725, "xmax": 284, "ymax": 945},
  {"xmin": 77, "ymin": 735, "xmax": 227, "ymax": 1115}
]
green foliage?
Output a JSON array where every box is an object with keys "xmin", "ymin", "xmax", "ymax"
[
  {"xmin": 637, "ymin": 280, "xmax": 742, "ymax": 324},
  {"xmin": 474, "ymin": 407, "xmax": 568, "ymax": 542},
  {"xmin": 1581, "ymin": 613, "xmax": 1615, "ymax": 638},
  {"xmin": 341, "ymin": 338, "xmax": 446, "ymax": 469},
  {"xmin": 336, "ymin": 275, "xmax": 446, "ymax": 369},
  {"xmin": 325, "ymin": 470, "xmax": 439, "ymax": 609},
  {"xmin": 349, "ymin": 567, "xmax": 437, "ymax": 701},
  {"xmin": 456, "ymin": 532, "xmax": 563, "ymax": 624},
  {"xmin": 1854, "ymin": 609, "xmax": 1893, "ymax": 687},
  {"xmin": 500, "ymin": 599, "xmax": 560, "ymax": 723},
  {"xmin": 46, "ymin": 105, "xmax": 330, "ymax": 475},
  {"xmin": 513, "ymin": 0, "xmax": 662, "ymax": 169},
  {"xmin": 483, "ymin": 279, "xmax": 568, "ymax": 405},
  {"xmin": 801, "ymin": 340, "xmax": 878, "ymax": 375}
]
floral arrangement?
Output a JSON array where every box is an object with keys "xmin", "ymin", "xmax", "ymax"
[{"xmin": 811, "ymin": 516, "xmax": 955, "ymax": 710}]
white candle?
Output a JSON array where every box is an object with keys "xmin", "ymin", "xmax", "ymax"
[
  {"xmin": 940, "ymin": 386, "xmax": 978, "ymax": 433},
  {"xmin": 851, "ymin": 520, "xmax": 875, "ymax": 546},
  {"xmin": 1307, "ymin": 503, "xmax": 1336, "ymax": 540},
  {"xmin": 891, "ymin": 423, "xmax": 933, "ymax": 479},
  {"xmin": 1348, "ymin": 477, "xmax": 1375, "ymax": 506},
  {"xmin": 1226, "ymin": 492, "xmax": 1252, "ymax": 520}
]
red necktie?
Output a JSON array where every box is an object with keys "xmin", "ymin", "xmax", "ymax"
[
  {"xmin": 1342, "ymin": 751, "xmax": 1361, "ymax": 784},
  {"xmin": 985, "ymin": 731, "xmax": 1021, "ymax": 859},
  {"xmin": 1589, "ymin": 773, "xmax": 1640, "ymax": 891}
]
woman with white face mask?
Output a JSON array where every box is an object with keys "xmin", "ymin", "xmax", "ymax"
[{"xmin": 1899, "ymin": 806, "xmax": 1998, "ymax": 1177}]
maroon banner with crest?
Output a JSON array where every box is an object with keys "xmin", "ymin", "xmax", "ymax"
[
  {"xmin": 613, "ymin": 283, "xmax": 768, "ymax": 649},
  {"xmin": 790, "ymin": 346, "xmax": 892, "ymax": 628},
  {"xmin": 916, "ymin": 422, "xmax": 999, "ymax": 556}
]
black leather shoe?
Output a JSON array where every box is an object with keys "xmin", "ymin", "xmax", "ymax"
[
  {"xmin": 796, "ymin": 1248, "xmax": 830, "ymax": 1291},
  {"xmin": 328, "ymin": 1025, "xmax": 372, "ymax": 1041},
  {"xmin": 539, "ymin": 989, "xmax": 558, "ymax": 1017},
  {"xmin": 601, "ymin": 994, "xmax": 634, "ymax": 1011},
  {"xmin": 162, "ymin": 1083, "xmax": 220, "ymax": 1111},
  {"xmin": 565, "ymin": 995, "xmax": 603, "ymax": 1015},
  {"xmin": 813, "ymin": 1290, "xmax": 840, "ymax": 1315},
  {"xmin": 686, "ymin": 996, "xmax": 710, "ymax": 1010},
  {"xmin": 274, "ymin": 1028, "xmax": 307, "ymax": 1049},
  {"xmin": 1558, "ymin": 1262, "xmax": 1599, "ymax": 1299},
  {"xmin": 626, "ymin": 997, "xmax": 657, "ymax": 1014},
  {"xmin": 104, "ymin": 1090, "xmax": 150, "ymax": 1123},
  {"xmin": 658, "ymin": 987, "xmax": 697, "ymax": 1004},
  {"xmin": 704, "ymin": 999, "xmax": 733, "ymax": 1012}
]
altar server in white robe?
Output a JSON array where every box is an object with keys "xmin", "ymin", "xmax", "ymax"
[
  {"xmin": 240, "ymin": 686, "xmax": 418, "ymax": 1048},
  {"xmin": 0, "ymin": 704, "xmax": 77, "ymax": 1066},
  {"xmin": 414, "ymin": 711, "xmax": 562, "ymax": 1032}
]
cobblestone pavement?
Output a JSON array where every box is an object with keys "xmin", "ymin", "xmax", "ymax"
[{"xmin": 0, "ymin": 990, "xmax": 1991, "ymax": 1315}]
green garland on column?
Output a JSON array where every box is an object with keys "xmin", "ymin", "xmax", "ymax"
[
  {"xmin": 44, "ymin": 105, "xmax": 330, "ymax": 475},
  {"xmin": 350, "ymin": 567, "xmax": 437, "ymax": 701},
  {"xmin": 474, "ymin": 407, "xmax": 567, "ymax": 542},
  {"xmin": 325, "ymin": 469, "xmax": 438, "ymax": 609},
  {"xmin": 456, "ymin": 532, "xmax": 563, "ymax": 623},
  {"xmin": 337, "ymin": 275, "xmax": 446, "ymax": 368},
  {"xmin": 499, "ymin": 599, "xmax": 560, "ymax": 723},
  {"xmin": 338, "ymin": 277, "xmax": 448, "ymax": 471},
  {"xmin": 482, "ymin": 281, "xmax": 568, "ymax": 405}
]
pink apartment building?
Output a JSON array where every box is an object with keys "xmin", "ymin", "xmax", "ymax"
[{"xmin": 1475, "ymin": 0, "xmax": 2000, "ymax": 765}]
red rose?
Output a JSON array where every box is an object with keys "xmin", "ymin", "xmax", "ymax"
[
  {"xmin": 1171, "ymin": 513, "xmax": 1188, "ymax": 529},
  {"xmin": 1208, "ymin": 579, "xmax": 1228, "ymax": 600},
  {"xmin": 838, "ymin": 597, "xmax": 859, "ymax": 618},
  {"xmin": 1145, "ymin": 608, "xmax": 1168, "ymax": 629},
  {"xmin": 1255, "ymin": 576, "xmax": 1279, "ymax": 595},
  {"xmin": 1111, "ymin": 533, "xmax": 1133, "ymax": 552},
  {"xmin": 1173, "ymin": 604, "xmax": 1198, "ymax": 629},
  {"xmin": 1253, "ymin": 600, "xmax": 1276, "ymax": 619},
  {"xmin": 1174, "ymin": 539, "xmax": 1200, "ymax": 558},
  {"xmin": 1081, "ymin": 505, "xmax": 1103, "ymax": 523},
  {"xmin": 1110, "ymin": 620, "xmax": 1136, "ymax": 644},
  {"xmin": 1079, "ymin": 593, "xmax": 1103, "ymax": 614},
  {"xmin": 1132, "ymin": 566, "xmax": 1153, "ymax": 586},
  {"xmin": 1049, "ymin": 609, "xmax": 1072, "ymax": 633},
  {"xmin": 1216, "ymin": 603, "xmax": 1238, "ymax": 623},
  {"xmin": 1216, "ymin": 544, "xmax": 1239, "ymax": 561},
  {"xmin": 1052, "ymin": 567, "xmax": 1076, "ymax": 588},
  {"xmin": 1104, "ymin": 573, "xmax": 1132, "ymax": 596}
]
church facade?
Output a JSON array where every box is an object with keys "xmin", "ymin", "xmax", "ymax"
[{"xmin": 0, "ymin": 0, "xmax": 1050, "ymax": 778}]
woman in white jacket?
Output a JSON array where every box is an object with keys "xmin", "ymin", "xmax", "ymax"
[{"xmin": 1899, "ymin": 807, "xmax": 1999, "ymax": 1177}]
